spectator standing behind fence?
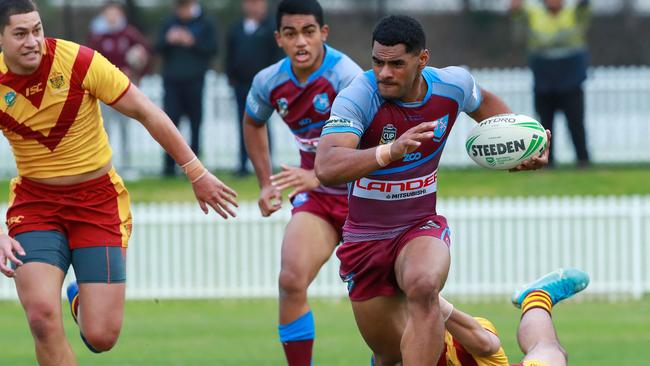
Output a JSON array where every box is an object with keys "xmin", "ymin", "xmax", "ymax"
[
  {"xmin": 226, "ymin": 0, "xmax": 281, "ymax": 177},
  {"xmin": 511, "ymin": 0, "xmax": 591, "ymax": 167},
  {"xmin": 88, "ymin": 1, "xmax": 151, "ymax": 177},
  {"xmin": 157, "ymin": 0, "xmax": 218, "ymax": 176}
]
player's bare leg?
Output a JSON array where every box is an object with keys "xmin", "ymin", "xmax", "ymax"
[
  {"xmin": 76, "ymin": 283, "xmax": 125, "ymax": 352},
  {"xmin": 517, "ymin": 308, "xmax": 567, "ymax": 366},
  {"xmin": 278, "ymin": 212, "xmax": 339, "ymax": 365},
  {"xmin": 512, "ymin": 268, "xmax": 590, "ymax": 366},
  {"xmin": 14, "ymin": 263, "xmax": 76, "ymax": 366},
  {"xmin": 350, "ymin": 295, "xmax": 406, "ymax": 366},
  {"xmin": 395, "ymin": 236, "xmax": 450, "ymax": 365}
]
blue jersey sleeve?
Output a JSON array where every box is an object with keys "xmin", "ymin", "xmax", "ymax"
[
  {"xmin": 322, "ymin": 73, "xmax": 378, "ymax": 137},
  {"xmin": 245, "ymin": 69, "xmax": 275, "ymax": 123},
  {"xmin": 333, "ymin": 55, "xmax": 363, "ymax": 91},
  {"xmin": 437, "ymin": 66, "xmax": 483, "ymax": 113}
]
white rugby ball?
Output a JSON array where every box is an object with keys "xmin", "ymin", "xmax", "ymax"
[{"xmin": 465, "ymin": 114, "xmax": 547, "ymax": 170}]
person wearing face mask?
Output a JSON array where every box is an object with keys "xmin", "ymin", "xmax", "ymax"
[
  {"xmin": 510, "ymin": 0, "xmax": 591, "ymax": 168},
  {"xmin": 88, "ymin": 0, "xmax": 151, "ymax": 176},
  {"xmin": 156, "ymin": 0, "xmax": 218, "ymax": 177}
]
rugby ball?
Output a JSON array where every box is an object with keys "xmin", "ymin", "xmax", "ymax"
[{"xmin": 465, "ymin": 114, "xmax": 547, "ymax": 170}]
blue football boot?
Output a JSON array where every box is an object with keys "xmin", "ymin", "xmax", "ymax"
[{"xmin": 512, "ymin": 268, "xmax": 590, "ymax": 308}]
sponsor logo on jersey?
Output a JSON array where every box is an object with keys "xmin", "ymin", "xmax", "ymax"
[
  {"xmin": 48, "ymin": 72, "xmax": 65, "ymax": 89},
  {"xmin": 324, "ymin": 116, "xmax": 354, "ymax": 129},
  {"xmin": 294, "ymin": 136, "xmax": 319, "ymax": 152},
  {"xmin": 470, "ymin": 139, "xmax": 526, "ymax": 157},
  {"xmin": 312, "ymin": 93, "xmax": 331, "ymax": 114},
  {"xmin": 276, "ymin": 98, "xmax": 289, "ymax": 117},
  {"xmin": 298, "ymin": 118, "xmax": 312, "ymax": 126},
  {"xmin": 380, "ymin": 124, "xmax": 397, "ymax": 144},
  {"xmin": 291, "ymin": 192, "xmax": 309, "ymax": 208},
  {"xmin": 352, "ymin": 170, "xmax": 437, "ymax": 201},
  {"xmin": 4, "ymin": 91, "xmax": 16, "ymax": 107},
  {"xmin": 341, "ymin": 272, "xmax": 355, "ymax": 293},
  {"xmin": 419, "ymin": 220, "xmax": 440, "ymax": 230},
  {"xmin": 432, "ymin": 115, "xmax": 449, "ymax": 142},
  {"xmin": 7, "ymin": 215, "xmax": 24, "ymax": 226}
]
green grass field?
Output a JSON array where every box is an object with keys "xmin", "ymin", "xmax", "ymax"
[
  {"xmin": 2, "ymin": 164, "xmax": 649, "ymax": 202},
  {"xmin": 2, "ymin": 165, "xmax": 649, "ymax": 364},
  {"xmin": 1, "ymin": 297, "xmax": 649, "ymax": 365}
]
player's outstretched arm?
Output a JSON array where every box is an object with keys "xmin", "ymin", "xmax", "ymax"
[
  {"xmin": 0, "ymin": 232, "xmax": 25, "ymax": 278},
  {"xmin": 315, "ymin": 121, "xmax": 437, "ymax": 186},
  {"xmin": 110, "ymin": 85, "xmax": 238, "ymax": 218},
  {"xmin": 439, "ymin": 296, "xmax": 502, "ymax": 357},
  {"xmin": 243, "ymin": 113, "xmax": 281, "ymax": 217}
]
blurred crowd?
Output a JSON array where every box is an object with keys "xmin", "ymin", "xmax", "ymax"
[{"xmin": 86, "ymin": 0, "xmax": 594, "ymax": 176}]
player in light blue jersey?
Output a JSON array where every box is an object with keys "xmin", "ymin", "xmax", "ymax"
[
  {"xmin": 315, "ymin": 15, "xmax": 551, "ymax": 365},
  {"xmin": 242, "ymin": 0, "xmax": 362, "ymax": 364}
]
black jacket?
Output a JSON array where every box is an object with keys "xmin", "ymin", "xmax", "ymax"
[
  {"xmin": 225, "ymin": 16, "xmax": 281, "ymax": 86},
  {"xmin": 156, "ymin": 11, "xmax": 218, "ymax": 81}
]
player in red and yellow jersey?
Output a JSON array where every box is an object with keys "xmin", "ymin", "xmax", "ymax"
[
  {"xmin": 422, "ymin": 268, "xmax": 589, "ymax": 366},
  {"xmin": 0, "ymin": 1, "xmax": 237, "ymax": 365}
]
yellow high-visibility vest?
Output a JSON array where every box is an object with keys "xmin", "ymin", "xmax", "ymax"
[{"xmin": 525, "ymin": 3, "xmax": 590, "ymax": 54}]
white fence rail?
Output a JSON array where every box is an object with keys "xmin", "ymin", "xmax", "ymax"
[
  {"xmin": 1, "ymin": 196, "xmax": 649, "ymax": 301},
  {"xmin": 1, "ymin": 66, "xmax": 650, "ymax": 177}
]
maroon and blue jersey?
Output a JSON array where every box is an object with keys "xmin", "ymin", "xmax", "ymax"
[
  {"xmin": 246, "ymin": 45, "xmax": 362, "ymax": 195},
  {"xmin": 321, "ymin": 66, "xmax": 482, "ymax": 241}
]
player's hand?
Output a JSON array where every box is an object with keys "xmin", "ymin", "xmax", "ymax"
[
  {"xmin": 191, "ymin": 173, "xmax": 238, "ymax": 218},
  {"xmin": 389, "ymin": 121, "xmax": 437, "ymax": 160},
  {"xmin": 0, "ymin": 234, "xmax": 25, "ymax": 278},
  {"xmin": 510, "ymin": 129, "xmax": 552, "ymax": 172},
  {"xmin": 510, "ymin": 0, "xmax": 523, "ymax": 11},
  {"xmin": 258, "ymin": 184, "xmax": 282, "ymax": 217},
  {"xmin": 270, "ymin": 164, "xmax": 320, "ymax": 200}
]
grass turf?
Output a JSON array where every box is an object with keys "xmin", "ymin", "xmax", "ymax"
[
  {"xmin": 1, "ymin": 297, "xmax": 649, "ymax": 365},
  {"xmin": 1, "ymin": 164, "xmax": 648, "ymax": 203}
]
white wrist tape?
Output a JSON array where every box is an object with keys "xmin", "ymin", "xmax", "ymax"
[{"xmin": 375, "ymin": 143, "xmax": 393, "ymax": 167}]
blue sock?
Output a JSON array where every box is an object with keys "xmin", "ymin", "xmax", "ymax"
[
  {"xmin": 278, "ymin": 310, "xmax": 315, "ymax": 343},
  {"xmin": 370, "ymin": 354, "xmax": 375, "ymax": 366}
]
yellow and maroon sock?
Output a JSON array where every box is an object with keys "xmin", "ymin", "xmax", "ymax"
[{"xmin": 521, "ymin": 290, "xmax": 553, "ymax": 317}]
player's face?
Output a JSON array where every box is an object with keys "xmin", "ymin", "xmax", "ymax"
[
  {"xmin": 0, "ymin": 11, "xmax": 45, "ymax": 75},
  {"xmin": 372, "ymin": 41, "xmax": 428, "ymax": 100},
  {"xmin": 275, "ymin": 15, "xmax": 329, "ymax": 75}
]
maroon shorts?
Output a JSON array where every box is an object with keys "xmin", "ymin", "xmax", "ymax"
[
  {"xmin": 6, "ymin": 168, "xmax": 132, "ymax": 249},
  {"xmin": 290, "ymin": 191, "xmax": 348, "ymax": 238},
  {"xmin": 336, "ymin": 215, "xmax": 451, "ymax": 301}
]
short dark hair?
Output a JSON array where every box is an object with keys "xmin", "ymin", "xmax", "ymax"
[
  {"xmin": 276, "ymin": 0, "xmax": 323, "ymax": 31},
  {"xmin": 372, "ymin": 15, "xmax": 426, "ymax": 54},
  {"xmin": 0, "ymin": 0, "xmax": 37, "ymax": 31}
]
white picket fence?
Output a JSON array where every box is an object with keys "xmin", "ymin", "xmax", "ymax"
[
  {"xmin": 1, "ymin": 66, "xmax": 650, "ymax": 177},
  {"xmin": 1, "ymin": 195, "xmax": 649, "ymax": 301}
]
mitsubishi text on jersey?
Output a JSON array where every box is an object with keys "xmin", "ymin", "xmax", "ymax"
[
  {"xmin": 245, "ymin": 45, "xmax": 362, "ymax": 195},
  {"xmin": 321, "ymin": 66, "xmax": 482, "ymax": 241}
]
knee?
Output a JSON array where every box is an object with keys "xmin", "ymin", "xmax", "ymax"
[
  {"xmin": 278, "ymin": 267, "xmax": 309, "ymax": 296},
  {"xmin": 26, "ymin": 303, "xmax": 60, "ymax": 341},
  {"xmin": 403, "ymin": 276, "xmax": 442, "ymax": 306},
  {"xmin": 82, "ymin": 326, "xmax": 121, "ymax": 352}
]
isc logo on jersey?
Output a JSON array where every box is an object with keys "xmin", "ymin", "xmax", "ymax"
[
  {"xmin": 353, "ymin": 171, "xmax": 437, "ymax": 201},
  {"xmin": 465, "ymin": 114, "xmax": 547, "ymax": 170}
]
